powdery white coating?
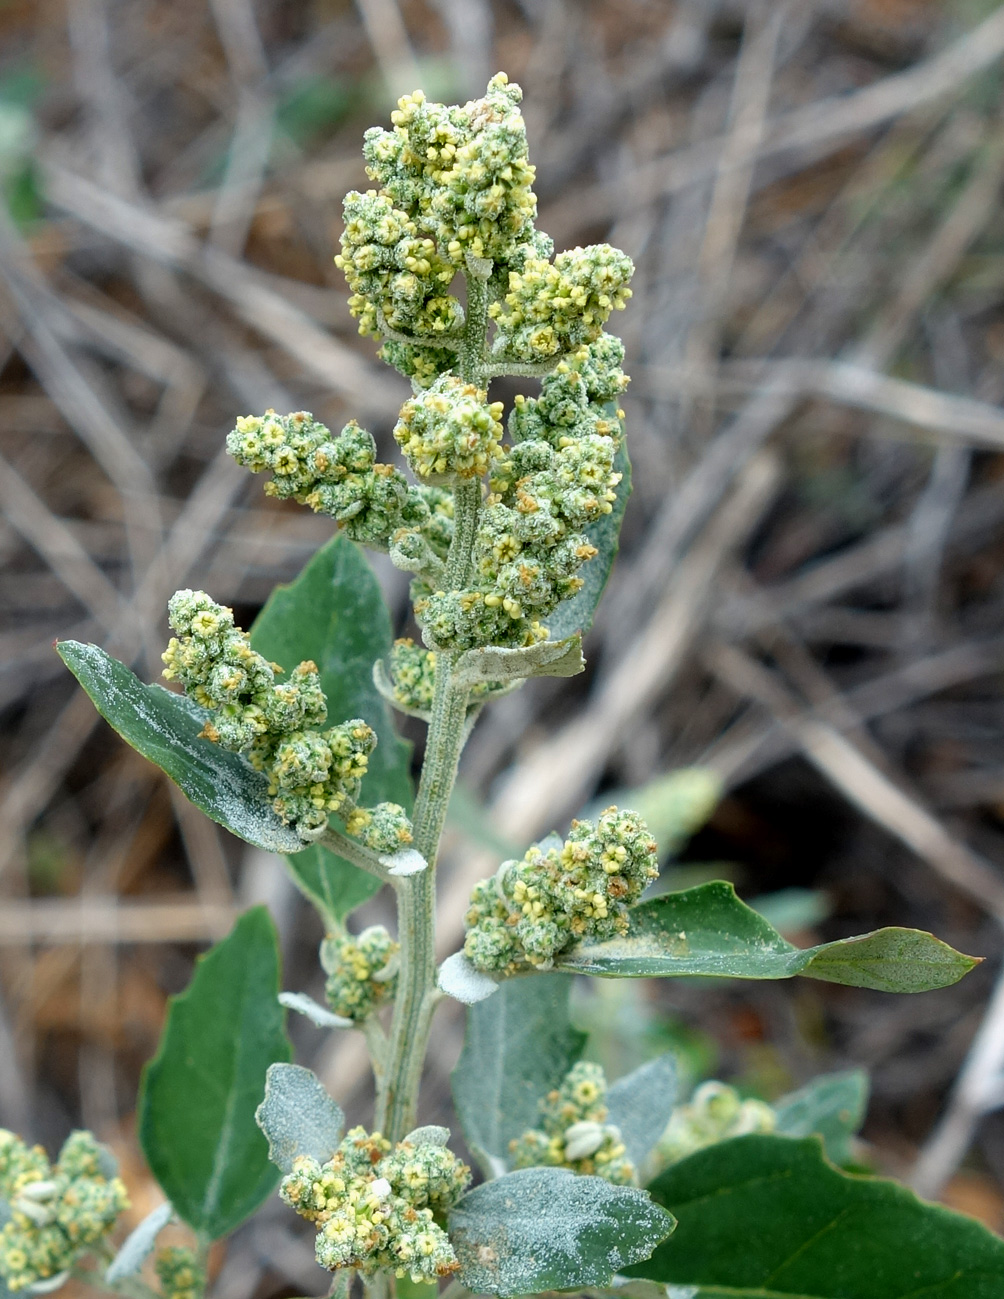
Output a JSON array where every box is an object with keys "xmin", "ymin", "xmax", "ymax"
[
  {"xmin": 104, "ymin": 1202, "xmax": 174, "ymax": 1283},
  {"xmin": 605, "ymin": 1053, "xmax": 679, "ymax": 1171},
  {"xmin": 448, "ymin": 1166, "xmax": 673, "ymax": 1297},
  {"xmin": 403, "ymin": 1127, "xmax": 450, "ymax": 1147},
  {"xmin": 382, "ymin": 847, "xmax": 428, "ymax": 877},
  {"xmin": 255, "ymin": 1064, "xmax": 345, "ymax": 1174},
  {"xmin": 278, "ymin": 992, "xmax": 353, "ymax": 1030},
  {"xmin": 438, "ymin": 952, "xmax": 500, "ymax": 1004}
]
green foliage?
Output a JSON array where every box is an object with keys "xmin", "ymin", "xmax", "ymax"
[
  {"xmin": 139, "ymin": 908, "xmax": 292, "ymax": 1240},
  {"xmin": 775, "ymin": 1070, "xmax": 869, "ymax": 1166},
  {"xmin": 448, "ymin": 1167, "xmax": 675, "ymax": 1296},
  {"xmin": 452, "ymin": 974, "xmax": 586, "ymax": 1177},
  {"xmin": 251, "ymin": 534, "xmax": 413, "ymax": 923},
  {"xmin": 627, "ymin": 1135, "xmax": 1004, "ymax": 1297},
  {"xmin": 56, "ymin": 641, "xmax": 304, "ymax": 853},
  {"xmin": 255, "ymin": 1064, "xmax": 345, "ymax": 1174},
  {"xmin": 558, "ymin": 880, "xmax": 978, "ymax": 992},
  {"xmin": 605, "ymin": 1052, "xmax": 679, "ymax": 1170}
]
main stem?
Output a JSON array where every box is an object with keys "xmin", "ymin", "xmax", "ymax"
[{"xmin": 374, "ymin": 259, "xmax": 492, "ymax": 1140}]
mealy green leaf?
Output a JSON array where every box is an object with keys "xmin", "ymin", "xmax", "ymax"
[
  {"xmin": 626, "ymin": 1134, "xmax": 1004, "ymax": 1297},
  {"xmin": 452, "ymin": 973, "xmax": 586, "ymax": 1177},
  {"xmin": 454, "ymin": 635, "xmax": 585, "ymax": 688},
  {"xmin": 774, "ymin": 1070, "xmax": 869, "ymax": 1166},
  {"xmin": 449, "ymin": 1166, "xmax": 674, "ymax": 1297},
  {"xmin": 139, "ymin": 908, "xmax": 292, "ymax": 1239},
  {"xmin": 104, "ymin": 1202, "xmax": 174, "ymax": 1283},
  {"xmin": 56, "ymin": 641, "xmax": 304, "ymax": 853},
  {"xmin": 250, "ymin": 534, "xmax": 413, "ymax": 925},
  {"xmin": 606, "ymin": 1052, "xmax": 678, "ymax": 1171},
  {"xmin": 547, "ymin": 425, "xmax": 631, "ymax": 640},
  {"xmin": 557, "ymin": 881, "xmax": 978, "ymax": 992},
  {"xmin": 255, "ymin": 1063, "xmax": 344, "ymax": 1174}
]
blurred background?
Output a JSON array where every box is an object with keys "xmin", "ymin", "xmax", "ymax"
[{"xmin": 4, "ymin": 0, "xmax": 1004, "ymax": 1290}]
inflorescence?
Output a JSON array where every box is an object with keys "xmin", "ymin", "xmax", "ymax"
[
  {"xmin": 510, "ymin": 1062, "xmax": 635, "ymax": 1185},
  {"xmin": 463, "ymin": 806, "xmax": 658, "ymax": 973},
  {"xmin": 280, "ymin": 1128, "xmax": 470, "ymax": 1283},
  {"xmin": 655, "ymin": 1082, "xmax": 776, "ymax": 1169},
  {"xmin": 162, "ymin": 590, "xmax": 408, "ymax": 842},
  {"xmin": 322, "ymin": 926, "xmax": 399, "ymax": 1022},
  {"xmin": 154, "ymin": 1247, "xmax": 205, "ymax": 1299},
  {"xmin": 0, "ymin": 1130, "xmax": 128, "ymax": 1292}
]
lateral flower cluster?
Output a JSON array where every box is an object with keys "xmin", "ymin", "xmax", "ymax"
[
  {"xmin": 510, "ymin": 1062, "xmax": 635, "ymax": 1185},
  {"xmin": 280, "ymin": 1128, "xmax": 470, "ymax": 1284},
  {"xmin": 387, "ymin": 639, "xmax": 505, "ymax": 715},
  {"xmin": 162, "ymin": 590, "xmax": 404, "ymax": 841},
  {"xmin": 414, "ymin": 335, "xmax": 628, "ymax": 650},
  {"xmin": 154, "ymin": 1247, "xmax": 205, "ymax": 1299},
  {"xmin": 322, "ymin": 926, "xmax": 399, "ymax": 1022},
  {"xmin": 393, "ymin": 375, "xmax": 504, "ymax": 481},
  {"xmin": 655, "ymin": 1082, "xmax": 776, "ymax": 1169},
  {"xmin": 463, "ymin": 806, "xmax": 658, "ymax": 973},
  {"xmin": 0, "ymin": 1130, "xmax": 128, "ymax": 1292}
]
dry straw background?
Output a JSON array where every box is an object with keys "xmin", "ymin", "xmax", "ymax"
[{"xmin": 5, "ymin": 0, "xmax": 1004, "ymax": 1290}]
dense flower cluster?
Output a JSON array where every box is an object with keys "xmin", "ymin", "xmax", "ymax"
[
  {"xmin": 490, "ymin": 245, "xmax": 634, "ymax": 362},
  {"xmin": 343, "ymin": 802, "xmax": 413, "ymax": 854},
  {"xmin": 322, "ymin": 926, "xmax": 399, "ymax": 1021},
  {"xmin": 386, "ymin": 639, "xmax": 504, "ymax": 715},
  {"xmin": 162, "ymin": 590, "xmax": 378, "ymax": 839},
  {"xmin": 0, "ymin": 1130, "xmax": 128, "ymax": 1292},
  {"xmin": 393, "ymin": 376, "xmax": 504, "ymax": 480},
  {"xmin": 463, "ymin": 806, "xmax": 658, "ymax": 973},
  {"xmin": 510, "ymin": 1062, "xmax": 635, "ymax": 1185},
  {"xmin": 413, "ymin": 335, "xmax": 627, "ymax": 650},
  {"xmin": 655, "ymin": 1082, "xmax": 776, "ymax": 1168},
  {"xmin": 280, "ymin": 1128, "xmax": 469, "ymax": 1283},
  {"xmin": 155, "ymin": 1247, "xmax": 205, "ymax": 1299}
]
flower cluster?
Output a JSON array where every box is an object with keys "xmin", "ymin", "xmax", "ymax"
[
  {"xmin": 655, "ymin": 1082, "xmax": 776, "ymax": 1168},
  {"xmin": 463, "ymin": 806, "xmax": 658, "ymax": 973},
  {"xmin": 343, "ymin": 802, "xmax": 414, "ymax": 854},
  {"xmin": 280, "ymin": 1128, "xmax": 469, "ymax": 1283},
  {"xmin": 385, "ymin": 639, "xmax": 505, "ymax": 716},
  {"xmin": 226, "ymin": 411, "xmax": 440, "ymax": 551},
  {"xmin": 155, "ymin": 1247, "xmax": 205, "ymax": 1299},
  {"xmin": 413, "ymin": 335, "xmax": 627, "ymax": 650},
  {"xmin": 321, "ymin": 926, "xmax": 399, "ymax": 1021},
  {"xmin": 510, "ymin": 1062, "xmax": 635, "ymax": 1185},
  {"xmin": 490, "ymin": 245, "xmax": 634, "ymax": 362},
  {"xmin": 162, "ymin": 590, "xmax": 377, "ymax": 839},
  {"xmin": 0, "ymin": 1130, "xmax": 128, "ymax": 1292},
  {"xmin": 393, "ymin": 376, "xmax": 504, "ymax": 481}
]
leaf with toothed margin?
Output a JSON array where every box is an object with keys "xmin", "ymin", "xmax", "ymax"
[
  {"xmin": 255, "ymin": 1063, "xmax": 345, "ymax": 1174},
  {"xmin": 251, "ymin": 533, "xmax": 414, "ymax": 926}
]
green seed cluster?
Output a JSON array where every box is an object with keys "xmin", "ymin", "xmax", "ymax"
[
  {"xmin": 412, "ymin": 336, "xmax": 627, "ymax": 651},
  {"xmin": 162, "ymin": 590, "xmax": 376, "ymax": 839},
  {"xmin": 226, "ymin": 410, "xmax": 441, "ymax": 551},
  {"xmin": 155, "ymin": 1247, "xmax": 205, "ymax": 1299},
  {"xmin": 280, "ymin": 1128, "xmax": 470, "ymax": 1283},
  {"xmin": 463, "ymin": 806, "xmax": 658, "ymax": 973},
  {"xmin": 510, "ymin": 1062, "xmax": 635, "ymax": 1185},
  {"xmin": 322, "ymin": 926, "xmax": 399, "ymax": 1022},
  {"xmin": 655, "ymin": 1082, "xmax": 776, "ymax": 1168},
  {"xmin": 490, "ymin": 244, "xmax": 634, "ymax": 362},
  {"xmin": 394, "ymin": 375, "xmax": 504, "ymax": 480},
  {"xmin": 0, "ymin": 1130, "xmax": 128, "ymax": 1292}
]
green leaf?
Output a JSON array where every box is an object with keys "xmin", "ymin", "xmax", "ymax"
[
  {"xmin": 627, "ymin": 1134, "xmax": 1004, "ymax": 1297},
  {"xmin": 57, "ymin": 642, "xmax": 303, "ymax": 853},
  {"xmin": 139, "ymin": 908, "xmax": 292, "ymax": 1239},
  {"xmin": 454, "ymin": 635, "xmax": 585, "ymax": 688},
  {"xmin": 255, "ymin": 1063, "xmax": 344, "ymax": 1174},
  {"xmin": 449, "ymin": 1166, "xmax": 674, "ymax": 1297},
  {"xmin": 452, "ymin": 973, "xmax": 586, "ymax": 1177},
  {"xmin": 557, "ymin": 881, "xmax": 979, "ymax": 992},
  {"xmin": 250, "ymin": 534, "xmax": 414, "ymax": 925},
  {"xmin": 606, "ymin": 1052, "xmax": 678, "ymax": 1171},
  {"xmin": 774, "ymin": 1070, "xmax": 869, "ymax": 1166},
  {"xmin": 547, "ymin": 426, "xmax": 631, "ymax": 640}
]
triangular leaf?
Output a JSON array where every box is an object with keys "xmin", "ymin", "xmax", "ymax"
[
  {"xmin": 250, "ymin": 534, "xmax": 414, "ymax": 925},
  {"xmin": 57, "ymin": 642, "xmax": 303, "ymax": 853},
  {"xmin": 606, "ymin": 1053, "xmax": 679, "ymax": 1171},
  {"xmin": 449, "ymin": 1166, "xmax": 674, "ymax": 1296},
  {"xmin": 627, "ymin": 1134, "xmax": 1004, "ymax": 1297},
  {"xmin": 558, "ymin": 882, "xmax": 978, "ymax": 992},
  {"xmin": 774, "ymin": 1070, "xmax": 869, "ymax": 1166},
  {"xmin": 255, "ymin": 1063, "xmax": 344, "ymax": 1174},
  {"xmin": 139, "ymin": 908, "xmax": 292, "ymax": 1239},
  {"xmin": 452, "ymin": 973, "xmax": 586, "ymax": 1178}
]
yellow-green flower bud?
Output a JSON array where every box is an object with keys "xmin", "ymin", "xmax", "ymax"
[
  {"xmin": 394, "ymin": 375, "xmax": 504, "ymax": 480},
  {"xmin": 509, "ymin": 1062, "xmax": 635, "ymax": 1185},
  {"xmin": 155, "ymin": 1247, "xmax": 205, "ymax": 1299},
  {"xmin": 321, "ymin": 926, "xmax": 399, "ymax": 1021},
  {"xmin": 655, "ymin": 1082, "xmax": 777, "ymax": 1168}
]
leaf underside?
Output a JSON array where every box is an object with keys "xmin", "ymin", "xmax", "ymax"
[
  {"xmin": 139, "ymin": 908, "xmax": 292, "ymax": 1240},
  {"xmin": 250, "ymin": 534, "xmax": 414, "ymax": 925},
  {"xmin": 256, "ymin": 1063, "xmax": 345, "ymax": 1174},
  {"xmin": 627, "ymin": 1134, "xmax": 1004, "ymax": 1298}
]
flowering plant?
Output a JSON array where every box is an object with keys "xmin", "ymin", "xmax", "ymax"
[{"xmin": 33, "ymin": 73, "xmax": 1004, "ymax": 1299}]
